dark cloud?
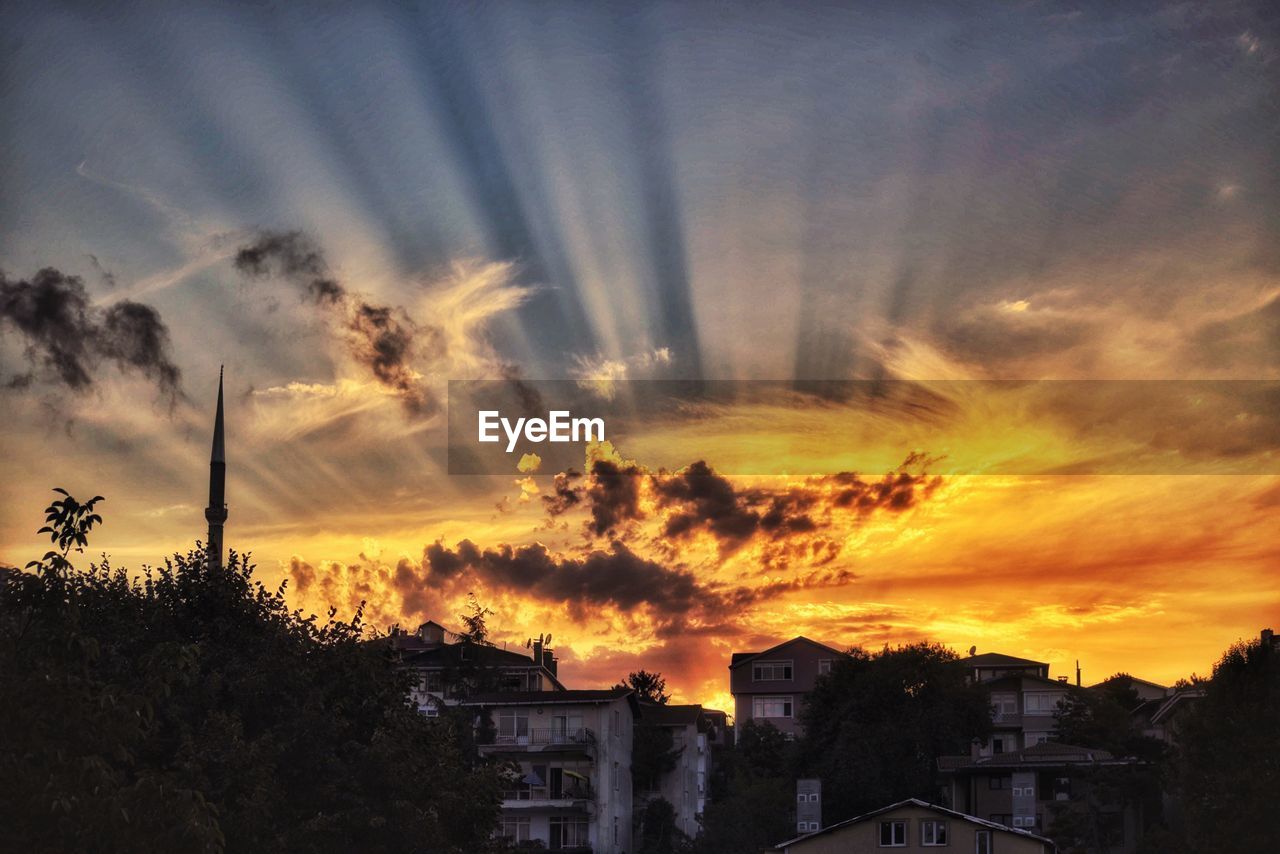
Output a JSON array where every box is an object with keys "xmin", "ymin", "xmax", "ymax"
[
  {"xmin": 0, "ymin": 267, "xmax": 182, "ymax": 405},
  {"xmin": 933, "ymin": 305, "xmax": 1097, "ymax": 369},
  {"xmin": 234, "ymin": 230, "xmax": 438, "ymax": 415},
  {"xmin": 543, "ymin": 454, "xmax": 942, "ymax": 557},
  {"xmin": 1187, "ymin": 295, "xmax": 1279, "ymax": 371},
  {"xmin": 417, "ymin": 537, "xmax": 858, "ymax": 633}
]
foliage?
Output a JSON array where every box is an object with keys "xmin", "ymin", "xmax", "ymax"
[
  {"xmin": 458, "ymin": 592, "xmax": 493, "ymax": 645},
  {"xmin": 632, "ymin": 716, "xmax": 683, "ymax": 793},
  {"xmin": 1054, "ymin": 675, "xmax": 1166, "ymax": 761},
  {"xmin": 0, "ymin": 490, "xmax": 506, "ymax": 853},
  {"xmin": 1168, "ymin": 637, "xmax": 1280, "ymax": 853},
  {"xmin": 687, "ymin": 721, "xmax": 797, "ymax": 854},
  {"xmin": 796, "ymin": 642, "xmax": 992, "ymax": 822},
  {"xmin": 636, "ymin": 797, "xmax": 691, "ymax": 854},
  {"xmin": 615, "ymin": 669, "xmax": 671, "ymax": 704}
]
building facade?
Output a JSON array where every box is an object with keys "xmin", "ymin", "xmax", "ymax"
[
  {"xmin": 960, "ymin": 653, "xmax": 1070, "ymax": 755},
  {"xmin": 636, "ymin": 703, "xmax": 719, "ymax": 838},
  {"xmin": 462, "ymin": 689, "xmax": 637, "ymax": 854},
  {"xmin": 775, "ymin": 799, "xmax": 1055, "ymax": 854},
  {"xmin": 729, "ymin": 637, "xmax": 847, "ymax": 736}
]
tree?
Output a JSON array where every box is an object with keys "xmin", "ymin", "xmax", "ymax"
[
  {"xmin": 797, "ymin": 642, "xmax": 992, "ymax": 822},
  {"xmin": 1054, "ymin": 675, "xmax": 1165, "ymax": 761},
  {"xmin": 1169, "ymin": 636, "xmax": 1280, "ymax": 853},
  {"xmin": 636, "ymin": 797, "xmax": 691, "ymax": 854},
  {"xmin": 0, "ymin": 490, "xmax": 506, "ymax": 853},
  {"xmin": 689, "ymin": 722, "xmax": 797, "ymax": 854},
  {"xmin": 615, "ymin": 669, "xmax": 671, "ymax": 704}
]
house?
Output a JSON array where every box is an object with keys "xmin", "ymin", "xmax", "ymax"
[
  {"xmin": 960, "ymin": 652, "xmax": 1069, "ymax": 755},
  {"xmin": 729, "ymin": 636, "xmax": 847, "ymax": 736},
  {"xmin": 774, "ymin": 798, "xmax": 1056, "ymax": 853},
  {"xmin": 461, "ymin": 688, "xmax": 637, "ymax": 853},
  {"xmin": 391, "ymin": 621, "xmax": 565, "ymax": 714},
  {"xmin": 636, "ymin": 703, "xmax": 722, "ymax": 837},
  {"xmin": 1088, "ymin": 674, "xmax": 1169, "ymax": 703},
  {"xmin": 939, "ymin": 742, "xmax": 1144, "ymax": 852}
]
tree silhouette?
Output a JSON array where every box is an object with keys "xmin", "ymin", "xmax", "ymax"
[{"xmin": 0, "ymin": 489, "xmax": 506, "ymax": 853}]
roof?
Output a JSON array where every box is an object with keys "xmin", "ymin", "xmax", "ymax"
[
  {"xmin": 938, "ymin": 742, "xmax": 1121, "ymax": 772},
  {"xmin": 639, "ymin": 703, "xmax": 705, "ymax": 726},
  {"xmin": 459, "ymin": 688, "xmax": 633, "ymax": 706},
  {"xmin": 729, "ymin": 636, "xmax": 847, "ymax": 669},
  {"xmin": 400, "ymin": 642, "xmax": 547, "ymax": 670},
  {"xmin": 775, "ymin": 798, "xmax": 1056, "ymax": 850},
  {"xmin": 961, "ymin": 652, "xmax": 1049, "ymax": 669},
  {"xmin": 1150, "ymin": 687, "xmax": 1205, "ymax": 725},
  {"xmin": 983, "ymin": 672, "xmax": 1073, "ymax": 690}
]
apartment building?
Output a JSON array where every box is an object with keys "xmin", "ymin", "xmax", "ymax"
[
  {"xmin": 636, "ymin": 703, "xmax": 723, "ymax": 837},
  {"xmin": 462, "ymin": 688, "xmax": 637, "ymax": 853},
  {"xmin": 960, "ymin": 652, "xmax": 1070, "ymax": 755},
  {"xmin": 391, "ymin": 620, "xmax": 565, "ymax": 714},
  {"xmin": 729, "ymin": 637, "xmax": 847, "ymax": 736},
  {"xmin": 939, "ymin": 742, "xmax": 1142, "ymax": 852},
  {"xmin": 775, "ymin": 799, "xmax": 1055, "ymax": 854}
]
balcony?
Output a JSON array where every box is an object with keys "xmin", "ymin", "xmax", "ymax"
[{"xmin": 481, "ymin": 727, "xmax": 597, "ymax": 756}]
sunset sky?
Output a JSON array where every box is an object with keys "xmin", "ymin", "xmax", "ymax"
[{"xmin": 2, "ymin": 1, "xmax": 1277, "ymax": 714}]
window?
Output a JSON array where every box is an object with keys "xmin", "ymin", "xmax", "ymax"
[
  {"xmin": 818, "ymin": 658, "xmax": 834, "ymax": 675},
  {"xmin": 879, "ymin": 820, "xmax": 907, "ymax": 846},
  {"xmin": 992, "ymin": 737, "xmax": 1005, "ymax": 754},
  {"xmin": 496, "ymin": 710, "xmax": 529, "ymax": 743},
  {"xmin": 549, "ymin": 816, "xmax": 589, "ymax": 849},
  {"xmin": 975, "ymin": 830, "xmax": 992, "ymax": 854},
  {"xmin": 989, "ymin": 775, "xmax": 1010, "ymax": 790},
  {"xmin": 1013, "ymin": 815, "xmax": 1036, "ymax": 828},
  {"xmin": 752, "ymin": 696, "xmax": 794, "ymax": 718},
  {"xmin": 921, "ymin": 819, "xmax": 948, "ymax": 845},
  {"xmin": 798, "ymin": 821, "xmax": 819, "ymax": 832},
  {"xmin": 612, "ymin": 761, "xmax": 619, "ymax": 792},
  {"xmin": 499, "ymin": 817, "xmax": 531, "ymax": 843},
  {"xmin": 753, "ymin": 660, "xmax": 794, "ymax": 681},
  {"xmin": 991, "ymin": 692, "xmax": 1017, "ymax": 719},
  {"xmin": 1024, "ymin": 692, "xmax": 1062, "ymax": 715}
]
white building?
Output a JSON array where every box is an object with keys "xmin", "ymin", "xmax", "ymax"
[{"xmin": 462, "ymin": 689, "xmax": 637, "ymax": 853}]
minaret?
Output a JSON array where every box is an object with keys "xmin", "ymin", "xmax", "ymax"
[{"xmin": 204, "ymin": 366, "xmax": 228, "ymax": 569}]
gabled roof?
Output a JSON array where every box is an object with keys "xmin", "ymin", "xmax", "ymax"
[
  {"xmin": 729, "ymin": 636, "xmax": 847, "ymax": 669},
  {"xmin": 775, "ymin": 798, "xmax": 1056, "ymax": 850},
  {"xmin": 1089, "ymin": 674, "xmax": 1168, "ymax": 693},
  {"xmin": 401, "ymin": 642, "xmax": 545, "ymax": 669},
  {"xmin": 961, "ymin": 652, "xmax": 1049, "ymax": 669},
  {"xmin": 459, "ymin": 688, "xmax": 632, "ymax": 706}
]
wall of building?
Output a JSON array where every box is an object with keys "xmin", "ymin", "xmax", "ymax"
[{"xmin": 780, "ymin": 804, "xmax": 1051, "ymax": 854}]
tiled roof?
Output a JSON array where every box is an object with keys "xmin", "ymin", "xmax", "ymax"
[
  {"xmin": 939, "ymin": 741, "xmax": 1123, "ymax": 772},
  {"xmin": 460, "ymin": 688, "xmax": 633, "ymax": 706},
  {"xmin": 639, "ymin": 703, "xmax": 704, "ymax": 726},
  {"xmin": 400, "ymin": 643, "xmax": 545, "ymax": 669}
]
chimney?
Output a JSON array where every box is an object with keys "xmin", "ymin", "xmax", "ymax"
[
  {"xmin": 1263, "ymin": 628, "xmax": 1275, "ymax": 649},
  {"xmin": 543, "ymin": 647, "xmax": 557, "ymax": 677},
  {"xmin": 532, "ymin": 638, "xmax": 543, "ymax": 666},
  {"xmin": 1076, "ymin": 660, "xmax": 1081, "ymax": 687}
]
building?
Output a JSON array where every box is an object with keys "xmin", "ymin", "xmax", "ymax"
[
  {"xmin": 729, "ymin": 636, "xmax": 847, "ymax": 736},
  {"xmin": 635, "ymin": 703, "xmax": 722, "ymax": 837},
  {"xmin": 795, "ymin": 779, "xmax": 822, "ymax": 835},
  {"xmin": 775, "ymin": 798, "xmax": 1056, "ymax": 854},
  {"xmin": 939, "ymin": 742, "xmax": 1144, "ymax": 852},
  {"xmin": 960, "ymin": 652, "xmax": 1070, "ymax": 755},
  {"xmin": 391, "ymin": 621, "xmax": 565, "ymax": 714},
  {"xmin": 462, "ymin": 688, "xmax": 637, "ymax": 853}
]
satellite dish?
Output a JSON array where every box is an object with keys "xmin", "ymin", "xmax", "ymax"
[
  {"xmin": 969, "ymin": 646, "xmax": 977, "ymax": 656},
  {"xmin": 546, "ymin": 634, "xmax": 553, "ymax": 645},
  {"xmin": 526, "ymin": 638, "xmax": 532, "ymax": 648}
]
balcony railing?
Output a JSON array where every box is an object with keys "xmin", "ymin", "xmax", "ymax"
[
  {"xmin": 487, "ymin": 727, "xmax": 597, "ymax": 748},
  {"xmin": 501, "ymin": 782, "xmax": 593, "ymax": 803}
]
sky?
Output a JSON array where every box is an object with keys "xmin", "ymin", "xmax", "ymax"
[{"xmin": 2, "ymin": 0, "xmax": 1277, "ymax": 713}]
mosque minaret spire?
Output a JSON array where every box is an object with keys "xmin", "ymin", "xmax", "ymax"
[{"xmin": 204, "ymin": 366, "xmax": 227, "ymax": 569}]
